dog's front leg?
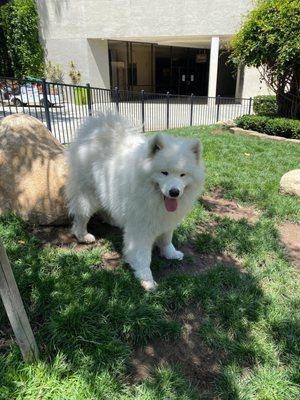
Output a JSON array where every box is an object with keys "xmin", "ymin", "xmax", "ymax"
[
  {"xmin": 123, "ymin": 231, "xmax": 156, "ymax": 291},
  {"xmin": 156, "ymin": 231, "xmax": 184, "ymax": 260},
  {"xmin": 72, "ymin": 214, "xmax": 96, "ymax": 243}
]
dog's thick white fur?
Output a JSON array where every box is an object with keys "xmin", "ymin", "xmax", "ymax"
[{"xmin": 66, "ymin": 113, "xmax": 204, "ymax": 290}]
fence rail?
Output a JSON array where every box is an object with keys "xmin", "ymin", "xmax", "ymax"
[{"xmin": 0, "ymin": 77, "xmax": 253, "ymax": 144}]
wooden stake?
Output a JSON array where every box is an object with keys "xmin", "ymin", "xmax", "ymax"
[{"xmin": 0, "ymin": 241, "xmax": 39, "ymax": 363}]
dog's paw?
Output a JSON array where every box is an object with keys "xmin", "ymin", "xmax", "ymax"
[
  {"xmin": 141, "ymin": 279, "xmax": 158, "ymax": 291},
  {"xmin": 78, "ymin": 233, "xmax": 96, "ymax": 244},
  {"xmin": 165, "ymin": 249, "xmax": 184, "ymax": 260},
  {"xmin": 161, "ymin": 245, "xmax": 184, "ymax": 260},
  {"xmin": 170, "ymin": 250, "xmax": 184, "ymax": 260}
]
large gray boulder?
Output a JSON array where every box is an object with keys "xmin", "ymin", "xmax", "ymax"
[
  {"xmin": 280, "ymin": 169, "xmax": 300, "ymax": 197},
  {"xmin": 0, "ymin": 114, "xmax": 69, "ymax": 225}
]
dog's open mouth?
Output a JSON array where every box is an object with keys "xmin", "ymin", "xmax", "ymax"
[{"xmin": 164, "ymin": 196, "xmax": 178, "ymax": 212}]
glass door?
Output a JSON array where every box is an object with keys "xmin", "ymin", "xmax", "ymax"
[
  {"xmin": 130, "ymin": 43, "xmax": 153, "ymax": 92},
  {"xmin": 108, "ymin": 41, "xmax": 128, "ymax": 90}
]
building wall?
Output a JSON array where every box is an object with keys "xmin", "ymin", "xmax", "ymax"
[
  {"xmin": 36, "ymin": 0, "xmax": 271, "ymax": 97},
  {"xmin": 37, "ymin": 0, "xmax": 253, "ymax": 40},
  {"xmin": 242, "ymin": 68, "xmax": 272, "ymax": 98}
]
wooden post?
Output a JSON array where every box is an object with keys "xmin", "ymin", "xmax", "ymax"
[{"xmin": 0, "ymin": 241, "xmax": 39, "ymax": 363}]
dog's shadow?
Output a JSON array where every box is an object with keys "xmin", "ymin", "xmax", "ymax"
[
  {"xmin": 87, "ymin": 214, "xmax": 123, "ymax": 252},
  {"xmin": 31, "ymin": 215, "xmax": 209, "ymax": 281},
  {"xmin": 30, "ymin": 214, "xmax": 123, "ymax": 254}
]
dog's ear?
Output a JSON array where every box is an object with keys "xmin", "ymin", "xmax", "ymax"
[
  {"xmin": 149, "ymin": 134, "xmax": 164, "ymax": 157},
  {"xmin": 190, "ymin": 139, "xmax": 202, "ymax": 163}
]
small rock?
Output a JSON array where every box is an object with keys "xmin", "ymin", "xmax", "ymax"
[
  {"xmin": 280, "ymin": 169, "xmax": 300, "ymax": 197},
  {"xmin": 216, "ymin": 120, "xmax": 236, "ymax": 127}
]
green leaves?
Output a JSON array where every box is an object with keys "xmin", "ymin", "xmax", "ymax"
[
  {"xmin": 235, "ymin": 114, "xmax": 300, "ymax": 139},
  {"xmin": 231, "ymin": 0, "xmax": 300, "ymax": 118},
  {"xmin": 0, "ymin": 0, "xmax": 44, "ymax": 78},
  {"xmin": 253, "ymin": 95, "xmax": 278, "ymax": 116},
  {"xmin": 232, "ymin": 0, "xmax": 300, "ymax": 70}
]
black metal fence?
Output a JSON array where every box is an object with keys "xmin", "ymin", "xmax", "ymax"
[{"xmin": 0, "ymin": 77, "xmax": 253, "ymax": 144}]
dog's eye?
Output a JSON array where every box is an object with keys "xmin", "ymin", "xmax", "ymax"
[
  {"xmin": 180, "ymin": 173, "xmax": 186, "ymax": 177},
  {"xmin": 161, "ymin": 171, "xmax": 168, "ymax": 176}
]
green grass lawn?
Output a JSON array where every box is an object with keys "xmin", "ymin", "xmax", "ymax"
[{"xmin": 0, "ymin": 126, "xmax": 300, "ymax": 399}]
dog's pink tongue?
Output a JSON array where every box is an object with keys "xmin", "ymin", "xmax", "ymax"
[{"xmin": 164, "ymin": 197, "xmax": 178, "ymax": 212}]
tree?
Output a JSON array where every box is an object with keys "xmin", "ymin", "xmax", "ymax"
[
  {"xmin": 231, "ymin": 0, "xmax": 300, "ymax": 119},
  {"xmin": 0, "ymin": 22, "xmax": 13, "ymax": 76},
  {"xmin": 0, "ymin": 0, "xmax": 44, "ymax": 78}
]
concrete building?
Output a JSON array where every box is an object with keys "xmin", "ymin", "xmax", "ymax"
[{"xmin": 36, "ymin": 0, "xmax": 270, "ymax": 98}]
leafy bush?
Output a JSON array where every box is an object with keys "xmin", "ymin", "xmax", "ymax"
[
  {"xmin": 45, "ymin": 61, "xmax": 64, "ymax": 83},
  {"xmin": 253, "ymin": 95, "xmax": 277, "ymax": 116},
  {"xmin": 69, "ymin": 61, "xmax": 82, "ymax": 85},
  {"xmin": 235, "ymin": 115, "xmax": 300, "ymax": 139},
  {"xmin": 0, "ymin": 0, "xmax": 44, "ymax": 78},
  {"xmin": 74, "ymin": 87, "xmax": 88, "ymax": 105}
]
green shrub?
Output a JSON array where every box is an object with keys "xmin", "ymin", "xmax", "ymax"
[
  {"xmin": 253, "ymin": 95, "xmax": 277, "ymax": 116},
  {"xmin": 235, "ymin": 115, "xmax": 300, "ymax": 139},
  {"xmin": 0, "ymin": 0, "xmax": 44, "ymax": 78},
  {"xmin": 74, "ymin": 87, "xmax": 88, "ymax": 105}
]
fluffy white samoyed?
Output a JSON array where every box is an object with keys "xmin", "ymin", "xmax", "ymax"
[{"xmin": 66, "ymin": 113, "xmax": 204, "ymax": 290}]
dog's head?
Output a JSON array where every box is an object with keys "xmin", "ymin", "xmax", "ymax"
[{"xmin": 143, "ymin": 133, "xmax": 204, "ymax": 212}]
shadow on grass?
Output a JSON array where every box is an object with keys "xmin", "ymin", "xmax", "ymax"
[{"xmin": 0, "ymin": 214, "xmax": 297, "ymax": 399}]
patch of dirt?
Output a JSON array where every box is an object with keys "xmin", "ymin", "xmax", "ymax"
[
  {"xmin": 0, "ymin": 326, "xmax": 13, "ymax": 353},
  {"xmin": 31, "ymin": 215, "xmax": 121, "ymax": 249},
  {"xmin": 101, "ymin": 251, "xmax": 122, "ymax": 270},
  {"xmin": 278, "ymin": 222, "xmax": 300, "ymax": 273},
  {"xmin": 153, "ymin": 244, "xmax": 241, "ymax": 280},
  {"xmin": 202, "ymin": 188, "xmax": 260, "ymax": 223},
  {"xmin": 30, "ymin": 225, "xmax": 76, "ymax": 247},
  {"xmin": 210, "ymin": 127, "xmax": 227, "ymax": 135},
  {"xmin": 130, "ymin": 305, "xmax": 223, "ymax": 398},
  {"xmin": 30, "ymin": 215, "xmax": 123, "ymax": 270}
]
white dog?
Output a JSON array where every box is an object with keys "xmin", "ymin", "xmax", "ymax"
[{"xmin": 66, "ymin": 113, "xmax": 204, "ymax": 290}]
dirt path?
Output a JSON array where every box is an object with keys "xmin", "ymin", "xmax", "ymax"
[
  {"xmin": 202, "ymin": 188, "xmax": 260, "ymax": 223},
  {"xmin": 278, "ymin": 222, "xmax": 300, "ymax": 273}
]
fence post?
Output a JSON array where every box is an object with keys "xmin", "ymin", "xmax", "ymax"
[
  {"xmin": 86, "ymin": 83, "xmax": 92, "ymax": 116},
  {"xmin": 166, "ymin": 92, "xmax": 170, "ymax": 129},
  {"xmin": 0, "ymin": 241, "xmax": 39, "ymax": 363},
  {"xmin": 190, "ymin": 93, "xmax": 194, "ymax": 126},
  {"xmin": 41, "ymin": 78, "xmax": 51, "ymax": 131},
  {"xmin": 141, "ymin": 90, "xmax": 145, "ymax": 132},
  {"xmin": 216, "ymin": 95, "xmax": 221, "ymax": 122},
  {"xmin": 0, "ymin": 91, "xmax": 6, "ymax": 117},
  {"xmin": 248, "ymin": 97, "xmax": 253, "ymax": 115},
  {"xmin": 114, "ymin": 87, "xmax": 119, "ymax": 113}
]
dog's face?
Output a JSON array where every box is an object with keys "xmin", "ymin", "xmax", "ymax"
[{"xmin": 143, "ymin": 134, "xmax": 204, "ymax": 212}]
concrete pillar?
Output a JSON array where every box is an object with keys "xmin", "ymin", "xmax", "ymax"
[
  {"xmin": 208, "ymin": 36, "xmax": 220, "ymax": 97},
  {"xmin": 235, "ymin": 66, "xmax": 245, "ymax": 99}
]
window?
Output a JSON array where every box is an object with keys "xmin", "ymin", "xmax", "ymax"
[{"xmin": 108, "ymin": 41, "xmax": 128, "ymax": 90}]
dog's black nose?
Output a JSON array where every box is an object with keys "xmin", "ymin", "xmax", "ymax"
[{"xmin": 169, "ymin": 188, "xmax": 180, "ymax": 197}]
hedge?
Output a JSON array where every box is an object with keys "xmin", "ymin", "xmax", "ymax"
[
  {"xmin": 253, "ymin": 95, "xmax": 277, "ymax": 116},
  {"xmin": 235, "ymin": 115, "xmax": 300, "ymax": 139}
]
